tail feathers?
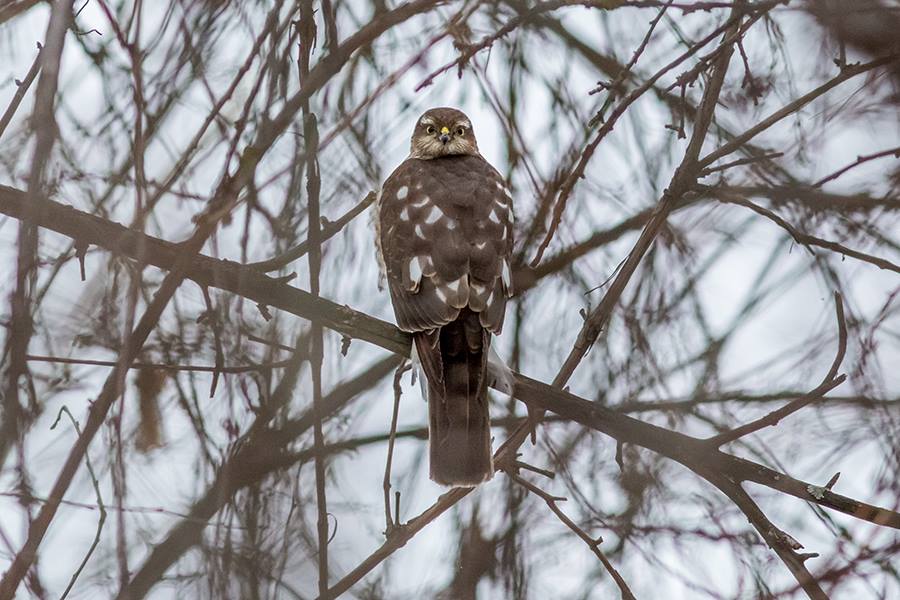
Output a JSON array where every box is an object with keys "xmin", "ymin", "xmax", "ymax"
[{"xmin": 414, "ymin": 312, "xmax": 493, "ymax": 487}]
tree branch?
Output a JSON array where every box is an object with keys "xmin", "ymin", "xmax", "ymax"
[
  {"xmin": 708, "ymin": 292, "xmax": 848, "ymax": 446},
  {"xmin": 506, "ymin": 471, "xmax": 636, "ymax": 599}
]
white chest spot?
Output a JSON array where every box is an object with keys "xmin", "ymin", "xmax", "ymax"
[
  {"xmin": 409, "ymin": 256, "xmax": 423, "ymax": 282},
  {"xmin": 501, "ymin": 260, "xmax": 512, "ymax": 292},
  {"xmin": 397, "ymin": 186, "xmax": 409, "ymax": 200},
  {"xmin": 424, "ymin": 206, "xmax": 443, "ymax": 225}
]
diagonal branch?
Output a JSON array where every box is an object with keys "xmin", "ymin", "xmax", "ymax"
[
  {"xmin": 506, "ymin": 471, "xmax": 636, "ymax": 600},
  {"xmin": 529, "ymin": 5, "xmax": 761, "ymax": 266},
  {"xmin": 551, "ymin": 2, "xmax": 742, "ymax": 390},
  {"xmin": 813, "ymin": 145, "xmax": 900, "ymax": 188},
  {"xmin": 51, "ymin": 407, "xmax": 107, "ymax": 600},
  {"xmin": 708, "ymin": 473, "xmax": 827, "ymax": 600},
  {"xmin": 0, "ymin": 42, "xmax": 42, "ymax": 142},
  {"xmin": 716, "ymin": 193, "xmax": 900, "ymax": 274},
  {"xmin": 246, "ymin": 191, "xmax": 376, "ymax": 273},
  {"xmin": 699, "ymin": 54, "xmax": 900, "ymax": 169}
]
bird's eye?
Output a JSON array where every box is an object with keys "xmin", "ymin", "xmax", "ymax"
[
  {"xmin": 456, "ymin": 127, "xmax": 465, "ymax": 136},
  {"xmin": 426, "ymin": 125, "xmax": 435, "ymax": 134}
]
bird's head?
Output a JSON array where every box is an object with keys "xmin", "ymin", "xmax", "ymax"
[{"xmin": 410, "ymin": 107, "xmax": 479, "ymax": 159}]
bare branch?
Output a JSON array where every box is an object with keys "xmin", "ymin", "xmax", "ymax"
[
  {"xmin": 51, "ymin": 407, "xmax": 107, "ymax": 600},
  {"xmin": 383, "ymin": 361, "xmax": 408, "ymax": 535},
  {"xmin": 506, "ymin": 472, "xmax": 637, "ymax": 600},
  {"xmin": 717, "ymin": 192, "xmax": 900, "ymax": 273},
  {"xmin": 813, "ymin": 145, "xmax": 900, "ymax": 188},
  {"xmin": 246, "ymin": 191, "xmax": 376, "ymax": 273},
  {"xmin": 0, "ymin": 42, "xmax": 42, "ymax": 142},
  {"xmin": 699, "ymin": 54, "xmax": 900, "ymax": 169},
  {"xmin": 708, "ymin": 292, "xmax": 848, "ymax": 446}
]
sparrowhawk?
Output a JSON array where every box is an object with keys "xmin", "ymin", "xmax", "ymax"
[{"xmin": 375, "ymin": 107, "xmax": 514, "ymax": 486}]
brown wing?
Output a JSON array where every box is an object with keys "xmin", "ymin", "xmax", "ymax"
[{"xmin": 376, "ymin": 154, "xmax": 514, "ymax": 334}]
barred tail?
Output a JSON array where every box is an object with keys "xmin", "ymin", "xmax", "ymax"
[{"xmin": 414, "ymin": 311, "xmax": 493, "ymax": 486}]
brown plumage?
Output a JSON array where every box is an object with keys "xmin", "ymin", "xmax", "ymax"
[{"xmin": 376, "ymin": 107, "xmax": 514, "ymax": 486}]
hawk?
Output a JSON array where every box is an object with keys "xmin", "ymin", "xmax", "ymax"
[{"xmin": 375, "ymin": 107, "xmax": 514, "ymax": 486}]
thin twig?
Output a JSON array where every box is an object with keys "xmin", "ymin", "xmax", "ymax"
[
  {"xmin": 50, "ymin": 407, "xmax": 107, "ymax": 600},
  {"xmin": 699, "ymin": 54, "xmax": 900, "ymax": 169},
  {"xmin": 699, "ymin": 151, "xmax": 784, "ymax": 177},
  {"xmin": 383, "ymin": 361, "xmax": 409, "ymax": 534},
  {"xmin": 812, "ymin": 145, "xmax": 900, "ymax": 188},
  {"xmin": 247, "ymin": 191, "xmax": 376, "ymax": 272},
  {"xmin": 709, "ymin": 292, "xmax": 848, "ymax": 446},
  {"xmin": 506, "ymin": 472, "xmax": 637, "ymax": 600},
  {"xmin": 593, "ymin": 0, "xmax": 674, "ymax": 123},
  {"xmin": 0, "ymin": 42, "xmax": 42, "ymax": 142},
  {"xmin": 0, "ymin": 491, "xmax": 246, "ymax": 526},
  {"xmin": 199, "ymin": 285, "xmax": 225, "ymax": 397},
  {"xmin": 717, "ymin": 193, "xmax": 900, "ymax": 274},
  {"xmin": 242, "ymin": 331, "xmax": 297, "ymax": 353}
]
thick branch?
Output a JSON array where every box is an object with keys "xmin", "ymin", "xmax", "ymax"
[{"xmin": 709, "ymin": 474, "xmax": 827, "ymax": 600}]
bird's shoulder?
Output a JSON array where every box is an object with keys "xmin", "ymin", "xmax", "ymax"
[{"xmin": 381, "ymin": 155, "xmax": 508, "ymax": 211}]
